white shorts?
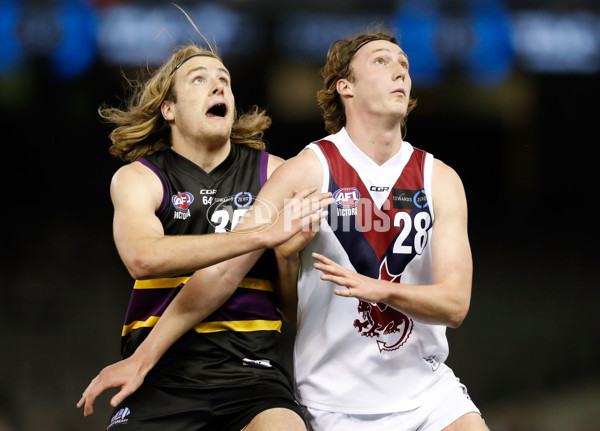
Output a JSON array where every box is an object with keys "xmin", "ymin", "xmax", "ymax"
[{"xmin": 304, "ymin": 377, "xmax": 481, "ymax": 431}]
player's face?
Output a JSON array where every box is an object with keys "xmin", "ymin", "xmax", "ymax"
[
  {"xmin": 347, "ymin": 40, "xmax": 411, "ymax": 121},
  {"xmin": 166, "ymin": 56, "xmax": 235, "ymax": 146}
]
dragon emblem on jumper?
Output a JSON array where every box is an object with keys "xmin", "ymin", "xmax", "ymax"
[{"xmin": 354, "ymin": 258, "xmax": 413, "ymax": 352}]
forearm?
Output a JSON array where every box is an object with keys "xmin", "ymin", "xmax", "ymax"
[
  {"xmin": 315, "ymin": 252, "xmax": 471, "ymax": 328},
  {"xmin": 119, "ymin": 231, "xmax": 266, "ymax": 279},
  {"xmin": 126, "ymin": 250, "xmax": 264, "ymax": 372},
  {"xmin": 384, "ymin": 280, "xmax": 471, "ymax": 328},
  {"xmin": 123, "ymin": 194, "xmax": 331, "ymax": 280},
  {"xmin": 275, "ymin": 249, "xmax": 300, "ymax": 322},
  {"xmin": 126, "ymin": 295, "xmax": 206, "ymax": 375}
]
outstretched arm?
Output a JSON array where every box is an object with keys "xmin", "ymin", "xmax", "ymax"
[
  {"xmin": 313, "ymin": 159, "xmax": 472, "ymax": 328},
  {"xmin": 76, "ymin": 248, "xmax": 262, "ymax": 416},
  {"xmin": 111, "ymin": 159, "xmax": 326, "ymax": 279}
]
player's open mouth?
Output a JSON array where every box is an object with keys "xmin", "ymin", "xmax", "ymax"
[{"xmin": 206, "ymin": 103, "xmax": 227, "ymax": 117}]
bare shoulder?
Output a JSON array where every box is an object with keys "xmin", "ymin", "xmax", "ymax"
[
  {"xmin": 432, "ymin": 158, "xmax": 467, "ymax": 213},
  {"xmin": 110, "ymin": 161, "xmax": 163, "ymax": 208},
  {"xmin": 112, "ymin": 160, "xmax": 150, "ymax": 184},
  {"xmin": 287, "ymin": 147, "xmax": 321, "ymax": 171},
  {"xmin": 261, "ymin": 147, "xmax": 323, "ymax": 197},
  {"xmin": 432, "ymin": 158, "xmax": 465, "ymax": 193},
  {"xmin": 278, "ymin": 148, "xmax": 323, "ymax": 189},
  {"xmin": 266, "ymin": 154, "xmax": 286, "ymax": 178}
]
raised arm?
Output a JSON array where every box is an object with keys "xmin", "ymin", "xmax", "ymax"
[{"xmin": 313, "ymin": 159, "xmax": 472, "ymax": 328}]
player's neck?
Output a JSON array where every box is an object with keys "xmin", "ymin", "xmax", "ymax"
[
  {"xmin": 172, "ymin": 139, "xmax": 232, "ymax": 173},
  {"xmin": 345, "ymin": 120, "xmax": 403, "ymax": 166}
]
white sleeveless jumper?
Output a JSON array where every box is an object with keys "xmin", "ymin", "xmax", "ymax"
[{"xmin": 295, "ymin": 128, "xmax": 456, "ymax": 414}]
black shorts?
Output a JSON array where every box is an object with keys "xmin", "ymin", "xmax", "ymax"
[{"xmin": 105, "ymin": 379, "xmax": 306, "ymax": 431}]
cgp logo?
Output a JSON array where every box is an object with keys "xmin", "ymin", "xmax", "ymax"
[{"xmin": 333, "ymin": 187, "xmax": 360, "ymax": 208}]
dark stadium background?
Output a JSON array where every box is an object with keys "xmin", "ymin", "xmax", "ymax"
[{"xmin": 1, "ymin": 1, "xmax": 598, "ymax": 429}]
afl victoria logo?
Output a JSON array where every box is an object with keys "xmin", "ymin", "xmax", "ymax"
[
  {"xmin": 333, "ymin": 187, "xmax": 360, "ymax": 208},
  {"xmin": 172, "ymin": 192, "xmax": 194, "ymax": 210}
]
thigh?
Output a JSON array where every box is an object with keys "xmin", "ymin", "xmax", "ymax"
[
  {"xmin": 304, "ymin": 407, "xmax": 392, "ymax": 431},
  {"xmin": 420, "ymin": 378, "xmax": 483, "ymax": 431},
  {"xmin": 243, "ymin": 407, "xmax": 307, "ymax": 431},
  {"xmin": 304, "ymin": 376, "xmax": 484, "ymax": 431},
  {"xmin": 217, "ymin": 381, "xmax": 307, "ymax": 431},
  {"xmin": 108, "ymin": 384, "xmax": 212, "ymax": 431}
]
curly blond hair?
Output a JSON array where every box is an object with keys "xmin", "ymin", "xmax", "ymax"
[
  {"xmin": 100, "ymin": 44, "xmax": 271, "ymax": 161},
  {"xmin": 317, "ymin": 31, "xmax": 417, "ymax": 135}
]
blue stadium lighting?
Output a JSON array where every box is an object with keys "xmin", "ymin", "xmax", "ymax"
[
  {"xmin": 395, "ymin": 0, "xmax": 514, "ymax": 86},
  {"xmin": 50, "ymin": 0, "xmax": 97, "ymax": 80},
  {"xmin": 395, "ymin": 2, "xmax": 444, "ymax": 86},
  {"xmin": 0, "ymin": 0, "xmax": 23, "ymax": 76},
  {"xmin": 0, "ymin": 1, "xmax": 598, "ymax": 81}
]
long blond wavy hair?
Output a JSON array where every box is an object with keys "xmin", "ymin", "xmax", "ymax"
[
  {"xmin": 317, "ymin": 31, "xmax": 417, "ymax": 135},
  {"xmin": 100, "ymin": 43, "xmax": 271, "ymax": 161}
]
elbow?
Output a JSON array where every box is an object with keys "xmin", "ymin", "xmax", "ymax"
[
  {"xmin": 126, "ymin": 262, "xmax": 154, "ymax": 280},
  {"xmin": 446, "ymin": 315, "xmax": 464, "ymax": 329},
  {"xmin": 441, "ymin": 278, "xmax": 472, "ymax": 328},
  {"xmin": 446, "ymin": 303, "xmax": 469, "ymax": 329},
  {"xmin": 124, "ymin": 252, "xmax": 161, "ymax": 280}
]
